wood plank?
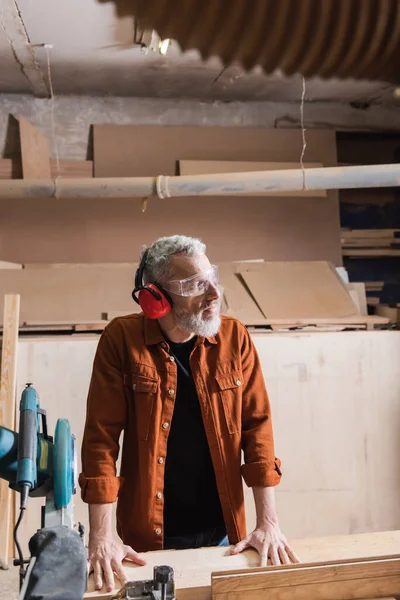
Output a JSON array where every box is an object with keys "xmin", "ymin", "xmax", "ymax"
[
  {"xmin": 84, "ymin": 530, "xmax": 400, "ymax": 599},
  {"xmin": 341, "ymin": 229, "xmax": 399, "ymax": 239},
  {"xmin": 179, "ymin": 160, "xmax": 327, "ymax": 197},
  {"xmin": 0, "ymin": 294, "xmax": 20, "ymax": 564},
  {"xmin": 0, "ymin": 158, "xmax": 93, "ymax": 180},
  {"xmin": 239, "ymin": 262, "xmax": 360, "ymax": 320},
  {"xmin": 19, "ymin": 116, "xmax": 51, "ymax": 179},
  {"xmin": 343, "ymin": 249, "xmax": 400, "ymax": 257},
  {"xmin": 346, "ymin": 283, "xmax": 368, "ymax": 316},
  {"xmin": 212, "ymin": 555, "xmax": 400, "ymax": 600},
  {"xmin": 0, "ymin": 262, "xmax": 22, "ymax": 269}
]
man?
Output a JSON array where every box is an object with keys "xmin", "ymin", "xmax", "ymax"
[{"xmin": 79, "ymin": 235, "xmax": 299, "ymax": 592}]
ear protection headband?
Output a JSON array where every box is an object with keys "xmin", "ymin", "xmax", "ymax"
[{"xmin": 132, "ymin": 249, "xmax": 173, "ymax": 319}]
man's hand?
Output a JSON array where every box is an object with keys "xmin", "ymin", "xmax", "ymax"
[
  {"xmin": 89, "ymin": 536, "xmax": 146, "ymax": 592},
  {"xmin": 230, "ymin": 521, "xmax": 300, "ymax": 567}
]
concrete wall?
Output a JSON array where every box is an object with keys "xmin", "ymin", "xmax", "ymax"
[{"xmin": 1, "ymin": 94, "xmax": 400, "ymax": 161}]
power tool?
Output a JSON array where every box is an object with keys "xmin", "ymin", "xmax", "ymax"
[
  {"xmin": 0, "ymin": 383, "xmax": 83, "ymax": 596},
  {"xmin": 113, "ymin": 565, "xmax": 175, "ymax": 600}
]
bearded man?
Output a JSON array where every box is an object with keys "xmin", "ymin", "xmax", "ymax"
[{"xmin": 79, "ymin": 235, "xmax": 298, "ymax": 592}]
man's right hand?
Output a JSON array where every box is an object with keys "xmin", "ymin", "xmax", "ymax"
[{"xmin": 89, "ymin": 536, "xmax": 147, "ymax": 592}]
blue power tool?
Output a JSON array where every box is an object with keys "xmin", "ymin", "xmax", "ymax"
[{"xmin": 0, "ymin": 383, "xmax": 78, "ymax": 588}]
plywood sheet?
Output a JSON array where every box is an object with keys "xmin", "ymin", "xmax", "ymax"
[
  {"xmin": 94, "ymin": 127, "xmax": 336, "ymax": 178},
  {"xmin": 19, "ymin": 116, "xmax": 51, "ymax": 179},
  {"xmin": 0, "ymin": 295, "xmax": 19, "ymax": 563},
  {"xmin": 239, "ymin": 261, "xmax": 359, "ymax": 320},
  {"xmin": 90, "ymin": 126, "xmax": 341, "ymax": 266},
  {"xmin": 219, "ymin": 262, "xmax": 267, "ymax": 325},
  {"xmin": 1, "ymin": 262, "xmax": 346, "ymax": 327},
  {"xmin": 12, "ymin": 331, "xmax": 400, "ymax": 562},
  {"xmin": 0, "ymin": 158, "xmax": 93, "ymax": 180},
  {"xmin": 84, "ymin": 531, "xmax": 400, "ymax": 599},
  {"xmin": 212, "ymin": 555, "xmax": 400, "ymax": 600},
  {"xmin": 0, "ymin": 266, "xmax": 140, "ymax": 325},
  {"xmin": 179, "ymin": 160, "xmax": 327, "ymax": 197}
]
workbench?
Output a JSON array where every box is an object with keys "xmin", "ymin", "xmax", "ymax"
[{"xmin": 85, "ymin": 529, "xmax": 400, "ymax": 599}]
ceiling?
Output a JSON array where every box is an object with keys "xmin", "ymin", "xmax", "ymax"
[{"xmin": 0, "ymin": 0, "xmax": 398, "ymax": 104}]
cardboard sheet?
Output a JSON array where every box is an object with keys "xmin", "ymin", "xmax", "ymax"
[{"xmin": 239, "ymin": 262, "xmax": 360, "ymax": 320}]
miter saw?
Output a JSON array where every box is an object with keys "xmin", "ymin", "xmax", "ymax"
[{"xmin": 0, "ymin": 383, "xmax": 86, "ymax": 599}]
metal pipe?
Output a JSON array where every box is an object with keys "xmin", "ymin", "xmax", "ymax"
[{"xmin": 0, "ymin": 164, "xmax": 399, "ymax": 200}]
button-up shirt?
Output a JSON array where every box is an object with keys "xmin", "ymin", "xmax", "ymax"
[{"xmin": 79, "ymin": 314, "xmax": 282, "ymax": 552}]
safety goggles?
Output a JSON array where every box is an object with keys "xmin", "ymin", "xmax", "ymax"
[{"xmin": 163, "ymin": 265, "xmax": 219, "ymax": 297}]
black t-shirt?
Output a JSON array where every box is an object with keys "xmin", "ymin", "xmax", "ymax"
[{"xmin": 163, "ymin": 336, "xmax": 225, "ymax": 537}]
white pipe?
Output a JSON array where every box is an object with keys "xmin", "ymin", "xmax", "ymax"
[{"xmin": 0, "ymin": 164, "xmax": 399, "ymax": 199}]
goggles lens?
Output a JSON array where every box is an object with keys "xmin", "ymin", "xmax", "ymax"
[{"xmin": 164, "ymin": 265, "xmax": 219, "ymax": 297}]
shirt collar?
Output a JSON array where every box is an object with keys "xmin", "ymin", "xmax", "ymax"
[{"xmin": 143, "ymin": 316, "xmax": 218, "ymax": 346}]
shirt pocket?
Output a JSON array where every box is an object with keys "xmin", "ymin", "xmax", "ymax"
[
  {"xmin": 125, "ymin": 373, "xmax": 159, "ymax": 441},
  {"xmin": 215, "ymin": 370, "xmax": 243, "ymax": 435}
]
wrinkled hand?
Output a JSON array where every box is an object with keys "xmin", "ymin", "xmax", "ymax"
[
  {"xmin": 89, "ymin": 536, "xmax": 146, "ymax": 592},
  {"xmin": 231, "ymin": 522, "xmax": 300, "ymax": 567}
]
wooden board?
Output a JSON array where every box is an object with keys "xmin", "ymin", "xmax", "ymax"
[
  {"xmin": 179, "ymin": 160, "xmax": 327, "ymax": 197},
  {"xmin": 19, "ymin": 116, "xmax": 51, "ymax": 179},
  {"xmin": 0, "ymin": 295, "xmax": 20, "ymax": 564},
  {"xmin": 84, "ymin": 530, "xmax": 400, "ymax": 599},
  {"xmin": 239, "ymin": 262, "xmax": 359, "ymax": 320},
  {"xmin": 346, "ymin": 283, "xmax": 368, "ymax": 316},
  {"xmin": 218, "ymin": 262, "xmax": 267, "ymax": 325},
  {"xmin": 14, "ymin": 332, "xmax": 400, "ymax": 561},
  {"xmin": 212, "ymin": 555, "xmax": 400, "ymax": 600},
  {"xmin": 92, "ymin": 126, "xmax": 342, "ymax": 266},
  {"xmin": 0, "ymin": 264, "xmax": 387, "ymax": 329},
  {"xmin": 0, "ymin": 158, "xmax": 93, "ymax": 180}
]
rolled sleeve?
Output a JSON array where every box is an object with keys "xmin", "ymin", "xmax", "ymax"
[
  {"xmin": 79, "ymin": 324, "xmax": 127, "ymax": 505},
  {"xmin": 241, "ymin": 458, "xmax": 282, "ymax": 488},
  {"xmin": 78, "ymin": 474, "xmax": 123, "ymax": 504},
  {"xmin": 240, "ymin": 326, "xmax": 282, "ymax": 487}
]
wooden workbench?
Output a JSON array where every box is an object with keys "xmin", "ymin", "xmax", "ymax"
[{"xmin": 85, "ymin": 529, "xmax": 400, "ymax": 599}]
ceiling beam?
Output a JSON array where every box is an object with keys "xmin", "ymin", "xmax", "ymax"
[{"xmin": 0, "ymin": 0, "xmax": 49, "ymax": 97}]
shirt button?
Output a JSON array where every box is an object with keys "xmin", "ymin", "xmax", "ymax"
[
  {"xmin": 169, "ymin": 356, "xmax": 175, "ymax": 362},
  {"xmin": 168, "ymin": 389, "xmax": 175, "ymax": 395},
  {"xmin": 156, "ymin": 492, "xmax": 163, "ymax": 499},
  {"xmin": 155, "ymin": 528, "xmax": 162, "ymax": 535},
  {"xmin": 236, "ymin": 380, "xmax": 242, "ymax": 386},
  {"xmin": 158, "ymin": 457, "xmax": 164, "ymax": 464},
  {"xmin": 162, "ymin": 422, "xmax": 169, "ymax": 430}
]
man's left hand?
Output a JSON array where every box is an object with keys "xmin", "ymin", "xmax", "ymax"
[{"xmin": 230, "ymin": 522, "xmax": 300, "ymax": 567}]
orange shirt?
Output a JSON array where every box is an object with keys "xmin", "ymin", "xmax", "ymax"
[{"xmin": 79, "ymin": 314, "xmax": 281, "ymax": 552}]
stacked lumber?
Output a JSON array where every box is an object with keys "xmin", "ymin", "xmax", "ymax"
[
  {"xmin": 341, "ymin": 229, "xmax": 400, "ymax": 257},
  {"xmin": 0, "ymin": 261, "xmax": 389, "ymax": 333}
]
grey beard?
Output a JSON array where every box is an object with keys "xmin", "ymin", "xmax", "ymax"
[{"xmin": 174, "ymin": 306, "xmax": 221, "ymax": 337}]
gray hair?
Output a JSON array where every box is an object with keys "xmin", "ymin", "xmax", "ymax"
[{"xmin": 142, "ymin": 235, "xmax": 206, "ymax": 283}]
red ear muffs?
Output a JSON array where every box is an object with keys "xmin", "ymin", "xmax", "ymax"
[{"xmin": 137, "ymin": 283, "xmax": 172, "ymax": 319}]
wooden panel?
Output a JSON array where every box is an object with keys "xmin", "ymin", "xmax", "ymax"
[
  {"xmin": 239, "ymin": 262, "xmax": 359, "ymax": 320},
  {"xmin": 19, "ymin": 116, "xmax": 51, "ymax": 179},
  {"xmin": 92, "ymin": 126, "xmax": 341, "ymax": 266},
  {"xmin": 179, "ymin": 160, "xmax": 327, "ymax": 197},
  {"xmin": 0, "ymin": 295, "xmax": 20, "ymax": 564},
  {"xmin": 13, "ymin": 332, "xmax": 400, "ymax": 563},
  {"xmin": 83, "ymin": 532, "xmax": 400, "ymax": 599},
  {"xmin": 346, "ymin": 283, "xmax": 368, "ymax": 316},
  {"xmin": 212, "ymin": 556, "xmax": 400, "ymax": 600},
  {"xmin": 0, "ymin": 158, "xmax": 93, "ymax": 180}
]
